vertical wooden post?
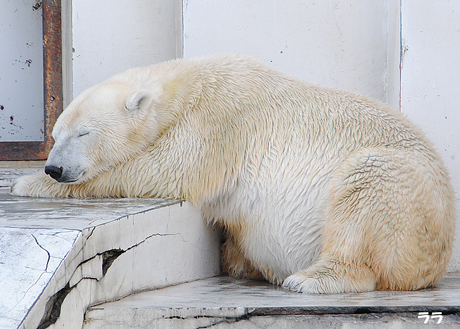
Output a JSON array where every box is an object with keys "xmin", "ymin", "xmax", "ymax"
[{"xmin": 42, "ymin": 0, "xmax": 63, "ymax": 159}]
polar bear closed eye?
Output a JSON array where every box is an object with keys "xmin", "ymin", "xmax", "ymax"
[
  {"xmin": 12, "ymin": 53, "xmax": 455, "ymax": 294},
  {"xmin": 44, "ymin": 82, "xmax": 160, "ymax": 184}
]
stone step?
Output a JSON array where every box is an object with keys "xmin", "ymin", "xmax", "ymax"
[
  {"xmin": 0, "ymin": 188, "xmax": 220, "ymax": 329},
  {"xmin": 83, "ymin": 275, "xmax": 460, "ymax": 329},
  {"xmin": 0, "ymin": 161, "xmax": 44, "ymax": 188}
]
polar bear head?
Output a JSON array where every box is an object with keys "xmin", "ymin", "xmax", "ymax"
[{"xmin": 45, "ymin": 79, "xmax": 160, "ymax": 184}]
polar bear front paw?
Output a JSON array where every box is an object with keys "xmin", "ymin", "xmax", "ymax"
[
  {"xmin": 282, "ymin": 272, "xmax": 308, "ymax": 292},
  {"xmin": 283, "ymin": 262, "xmax": 377, "ymax": 294},
  {"xmin": 11, "ymin": 173, "xmax": 62, "ymax": 197},
  {"xmin": 283, "ymin": 270, "xmax": 339, "ymax": 294}
]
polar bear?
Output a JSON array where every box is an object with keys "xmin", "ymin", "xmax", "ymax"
[{"xmin": 12, "ymin": 53, "xmax": 455, "ymax": 294}]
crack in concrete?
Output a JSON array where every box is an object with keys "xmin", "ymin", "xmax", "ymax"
[
  {"xmin": 31, "ymin": 234, "xmax": 50, "ymax": 272},
  {"xmin": 69, "ymin": 275, "xmax": 101, "ymax": 288},
  {"xmin": 50, "ymin": 230, "xmax": 81, "ymax": 244},
  {"xmin": 130, "ymin": 229, "xmax": 181, "ymax": 247},
  {"xmin": 102, "ymin": 249, "xmax": 124, "ymax": 275},
  {"xmin": 12, "ymin": 271, "xmax": 49, "ymax": 316},
  {"xmin": 87, "ymin": 315, "xmax": 249, "ymax": 329},
  {"xmin": 34, "ymin": 232, "xmax": 179, "ymax": 329},
  {"xmin": 85, "ymin": 226, "xmax": 96, "ymax": 241},
  {"xmin": 125, "ymin": 232, "xmax": 182, "ymax": 252},
  {"xmin": 35, "ymin": 273, "xmax": 104, "ymax": 329},
  {"xmin": 165, "ymin": 313, "xmax": 252, "ymax": 329},
  {"xmin": 155, "ymin": 309, "xmax": 254, "ymax": 329},
  {"xmin": 37, "ymin": 283, "xmax": 71, "ymax": 329},
  {"xmin": 194, "ymin": 313, "xmax": 253, "ymax": 329},
  {"xmin": 195, "ymin": 319, "xmax": 238, "ymax": 329}
]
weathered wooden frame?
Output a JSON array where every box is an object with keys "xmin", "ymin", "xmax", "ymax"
[{"xmin": 0, "ymin": 0, "xmax": 62, "ymax": 161}]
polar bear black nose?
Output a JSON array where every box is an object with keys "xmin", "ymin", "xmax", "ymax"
[{"xmin": 45, "ymin": 165, "xmax": 63, "ymax": 180}]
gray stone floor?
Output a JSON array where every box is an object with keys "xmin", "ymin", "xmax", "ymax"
[
  {"xmin": 84, "ymin": 275, "xmax": 460, "ymax": 328},
  {"xmin": 88, "ymin": 275, "xmax": 460, "ymax": 313}
]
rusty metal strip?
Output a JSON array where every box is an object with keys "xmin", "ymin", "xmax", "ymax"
[
  {"xmin": 0, "ymin": 0, "xmax": 63, "ymax": 161},
  {"xmin": 42, "ymin": 0, "xmax": 63, "ymax": 158}
]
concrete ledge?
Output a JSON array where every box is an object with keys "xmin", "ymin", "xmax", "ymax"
[
  {"xmin": 0, "ymin": 188, "xmax": 220, "ymax": 329},
  {"xmin": 0, "ymin": 162, "xmax": 44, "ymax": 188},
  {"xmin": 84, "ymin": 275, "xmax": 460, "ymax": 329}
]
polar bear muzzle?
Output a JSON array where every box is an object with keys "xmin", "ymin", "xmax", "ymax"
[
  {"xmin": 44, "ymin": 163, "xmax": 84, "ymax": 184},
  {"xmin": 44, "ymin": 165, "xmax": 63, "ymax": 181}
]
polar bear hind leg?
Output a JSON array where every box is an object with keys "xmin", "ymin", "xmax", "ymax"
[
  {"xmin": 221, "ymin": 237, "xmax": 266, "ymax": 281},
  {"xmin": 283, "ymin": 148, "xmax": 454, "ymax": 293}
]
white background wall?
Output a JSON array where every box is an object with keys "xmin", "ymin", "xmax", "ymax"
[
  {"xmin": 69, "ymin": 0, "xmax": 182, "ymax": 99},
  {"xmin": 400, "ymin": 4, "xmax": 460, "ymax": 271},
  {"xmin": 401, "ymin": 2, "xmax": 460, "ymax": 271},
  {"xmin": 184, "ymin": 0, "xmax": 394, "ymax": 104}
]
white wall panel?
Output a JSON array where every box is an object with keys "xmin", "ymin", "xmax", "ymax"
[
  {"xmin": 71, "ymin": 0, "xmax": 182, "ymax": 98},
  {"xmin": 184, "ymin": 0, "xmax": 391, "ymax": 102},
  {"xmin": 400, "ymin": 1, "xmax": 460, "ymax": 271}
]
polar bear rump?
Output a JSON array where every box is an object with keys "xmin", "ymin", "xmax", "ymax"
[{"xmin": 12, "ymin": 54, "xmax": 455, "ymax": 294}]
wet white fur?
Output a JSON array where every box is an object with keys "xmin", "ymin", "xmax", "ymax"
[{"xmin": 12, "ymin": 54, "xmax": 455, "ymax": 293}]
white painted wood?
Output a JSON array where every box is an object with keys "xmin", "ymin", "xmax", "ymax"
[{"xmin": 0, "ymin": 1, "xmax": 44, "ymax": 142}]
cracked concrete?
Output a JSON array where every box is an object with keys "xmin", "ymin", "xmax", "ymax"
[
  {"xmin": 0, "ymin": 227, "xmax": 77, "ymax": 329},
  {"xmin": 83, "ymin": 275, "xmax": 460, "ymax": 329},
  {"xmin": 32, "ymin": 234, "xmax": 51, "ymax": 272},
  {"xmin": 0, "ymin": 188, "xmax": 220, "ymax": 329}
]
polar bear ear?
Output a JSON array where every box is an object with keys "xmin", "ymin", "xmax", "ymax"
[{"xmin": 124, "ymin": 90, "xmax": 154, "ymax": 116}]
